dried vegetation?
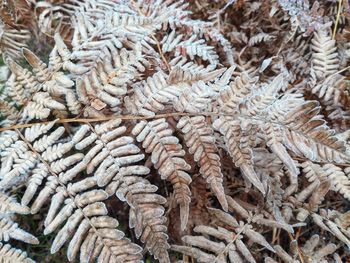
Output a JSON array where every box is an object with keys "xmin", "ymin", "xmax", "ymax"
[{"xmin": 1, "ymin": 0, "xmax": 350, "ymax": 262}]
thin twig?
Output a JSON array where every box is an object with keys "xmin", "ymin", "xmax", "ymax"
[
  {"xmin": 287, "ymin": 231, "xmax": 305, "ymax": 263},
  {"xmin": 0, "ymin": 112, "xmax": 220, "ymax": 132},
  {"xmin": 3, "ymin": 113, "xmax": 350, "ymax": 168},
  {"xmin": 330, "ymin": 64, "xmax": 350, "ymax": 77},
  {"xmin": 213, "ymin": 225, "xmax": 246, "ymax": 263},
  {"xmin": 332, "ymin": 0, "xmax": 343, "ymax": 39},
  {"xmin": 151, "ymin": 34, "xmax": 171, "ymax": 72},
  {"xmin": 130, "ymin": 0, "xmax": 171, "ymax": 72}
]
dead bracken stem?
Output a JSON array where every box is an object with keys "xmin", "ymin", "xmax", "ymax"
[
  {"xmin": 332, "ymin": 0, "xmax": 343, "ymax": 39},
  {"xmin": 0, "ymin": 112, "xmax": 220, "ymax": 132},
  {"xmin": 288, "ymin": 230, "xmax": 305, "ymax": 263}
]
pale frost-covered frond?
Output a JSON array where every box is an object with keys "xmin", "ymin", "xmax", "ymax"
[
  {"xmin": 0, "ymin": 120, "xmax": 165, "ymax": 262},
  {"xmin": 216, "ymin": 72, "xmax": 256, "ymax": 114},
  {"xmin": 132, "ymin": 118, "xmax": 191, "ymax": 231},
  {"xmin": 54, "ymin": 33, "xmax": 149, "ymax": 115},
  {"xmin": 16, "ymin": 119, "xmax": 170, "ymax": 262},
  {"xmin": 0, "ymin": 22, "xmax": 30, "ymax": 62},
  {"xmin": 310, "ymin": 209, "xmax": 350, "ymax": 250},
  {"xmin": 43, "ymin": 186, "xmax": 143, "ymax": 262},
  {"xmin": 0, "ymin": 217, "xmax": 38, "ymax": 244},
  {"xmin": 263, "ymin": 123, "xmax": 299, "ymax": 177},
  {"xmin": 0, "ymin": 191, "xmax": 37, "ymax": 262},
  {"xmin": 35, "ymin": 0, "xmax": 136, "ymax": 42},
  {"xmin": 0, "ymin": 132, "xmax": 38, "ymax": 189},
  {"xmin": 5, "ymin": 61, "xmax": 38, "ymax": 108},
  {"xmin": 168, "ymin": 58, "xmax": 225, "ymax": 84},
  {"xmin": 172, "ymin": 209, "xmax": 274, "ymax": 263},
  {"xmin": 126, "ymin": 65, "xmax": 226, "ymax": 116},
  {"xmin": 162, "ymin": 32, "xmax": 219, "ymax": 65},
  {"xmin": 106, "ymin": 171, "xmax": 170, "ymax": 263},
  {"xmin": 0, "ymin": 192, "xmax": 29, "ymax": 216},
  {"xmin": 22, "ymin": 48, "xmax": 81, "ymax": 115},
  {"xmin": 277, "ymin": 101, "xmax": 350, "ymax": 163},
  {"xmin": 309, "ymin": 73, "xmax": 350, "ymax": 108},
  {"xmin": 3, "ymin": 0, "xmax": 350, "ymax": 262},
  {"xmin": 240, "ymin": 73, "xmax": 287, "ymax": 117},
  {"xmin": 323, "ymin": 164, "xmax": 350, "ymax": 201},
  {"xmin": 0, "ymin": 243, "xmax": 35, "ymax": 263},
  {"xmin": 248, "ymin": 32, "xmax": 276, "ymax": 46},
  {"xmin": 265, "ymin": 234, "xmax": 338, "ymax": 263},
  {"xmin": 177, "ymin": 115, "xmax": 227, "ymax": 211},
  {"xmin": 311, "ymin": 25, "xmax": 339, "ymax": 80},
  {"xmin": 4, "ymin": 49, "xmax": 80, "ymax": 121},
  {"xmin": 213, "ymin": 117, "xmax": 265, "ymax": 194}
]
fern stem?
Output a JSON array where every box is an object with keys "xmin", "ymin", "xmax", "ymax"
[
  {"xmin": 332, "ymin": 0, "xmax": 343, "ymax": 39},
  {"xmin": 0, "ymin": 112, "xmax": 220, "ymax": 132}
]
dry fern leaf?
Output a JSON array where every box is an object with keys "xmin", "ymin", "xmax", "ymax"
[
  {"xmin": 279, "ymin": 101, "xmax": 350, "ymax": 163},
  {"xmin": 5, "ymin": 49, "xmax": 80, "ymax": 121},
  {"xmin": 43, "ymin": 187, "xmax": 143, "ymax": 262},
  {"xmin": 323, "ymin": 164, "xmax": 350, "ymax": 201},
  {"xmin": 307, "ymin": 208, "xmax": 350, "ymax": 250},
  {"xmin": 132, "ymin": 118, "xmax": 191, "ymax": 231},
  {"xmin": 0, "ymin": 242, "xmax": 35, "ymax": 263},
  {"xmin": 126, "ymin": 64, "xmax": 223, "ymax": 117},
  {"xmin": 162, "ymin": 31, "xmax": 219, "ymax": 65},
  {"xmin": 213, "ymin": 72, "xmax": 266, "ymax": 194},
  {"xmin": 213, "ymin": 116, "xmax": 265, "ymax": 194},
  {"xmin": 264, "ymin": 123, "xmax": 299, "ymax": 177},
  {"xmin": 71, "ymin": 120, "xmax": 170, "ymax": 262},
  {"xmin": 0, "ymin": 130, "xmax": 38, "ymax": 189},
  {"xmin": 309, "ymin": 73, "xmax": 350, "ymax": 108},
  {"xmin": 177, "ymin": 115, "xmax": 228, "ymax": 211},
  {"xmin": 3, "ymin": 0, "xmax": 350, "ymax": 262},
  {"xmin": 22, "ymin": 48, "xmax": 81, "ymax": 115},
  {"xmin": 248, "ymin": 32, "xmax": 276, "ymax": 46},
  {"xmin": 172, "ymin": 209, "xmax": 274, "ymax": 263},
  {"xmin": 311, "ymin": 25, "xmax": 339, "ymax": 80},
  {"xmin": 0, "ymin": 192, "xmax": 38, "ymax": 263},
  {"xmin": 0, "ymin": 217, "xmax": 38, "ymax": 245},
  {"xmin": 35, "ymin": 0, "xmax": 130, "ymax": 41},
  {"xmin": 0, "ymin": 23, "xmax": 30, "ymax": 62},
  {"xmin": 0, "ymin": 191, "xmax": 29, "ymax": 216},
  {"xmin": 105, "ymin": 171, "xmax": 170, "ymax": 263},
  {"xmin": 2, "ymin": 120, "xmax": 168, "ymax": 262},
  {"xmin": 266, "ymin": 234, "xmax": 338, "ymax": 263},
  {"xmin": 126, "ymin": 71, "xmax": 180, "ymax": 117}
]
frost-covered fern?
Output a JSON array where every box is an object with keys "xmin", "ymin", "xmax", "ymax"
[{"xmin": 1, "ymin": 0, "xmax": 350, "ymax": 262}]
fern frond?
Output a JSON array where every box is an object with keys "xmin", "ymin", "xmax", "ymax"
[
  {"xmin": 0, "ymin": 217, "xmax": 38, "ymax": 244},
  {"xmin": 132, "ymin": 118, "xmax": 191, "ymax": 231},
  {"xmin": 13, "ymin": 120, "xmax": 167, "ymax": 262},
  {"xmin": 0, "ymin": 192, "xmax": 29, "ymax": 216},
  {"xmin": 266, "ymin": 234, "xmax": 337, "ymax": 263},
  {"xmin": 177, "ymin": 115, "xmax": 227, "ymax": 211},
  {"xmin": 162, "ymin": 32, "xmax": 219, "ymax": 65},
  {"xmin": 172, "ymin": 209, "xmax": 274, "ymax": 263},
  {"xmin": 0, "ymin": 242, "xmax": 35, "ymax": 263},
  {"xmin": 106, "ymin": 171, "xmax": 170, "ymax": 263},
  {"xmin": 311, "ymin": 26, "xmax": 339, "ymax": 80},
  {"xmin": 279, "ymin": 101, "xmax": 350, "ymax": 163},
  {"xmin": 323, "ymin": 164, "xmax": 350, "ymax": 201},
  {"xmin": 0, "ymin": 23, "xmax": 30, "ymax": 62},
  {"xmin": 248, "ymin": 32, "xmax": 276, "ymax": 46},
  {"xmin": 310, "ymin": 73, "xmax": 350, "ymax": 108},
  {"xmin": 213, "ymin": 117, "xmax": 265, "ymax": 194}
]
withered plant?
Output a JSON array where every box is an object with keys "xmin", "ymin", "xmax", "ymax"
[{"xmin": 1, "ymin": 0, "xmax": 350, "ymax": 262}]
